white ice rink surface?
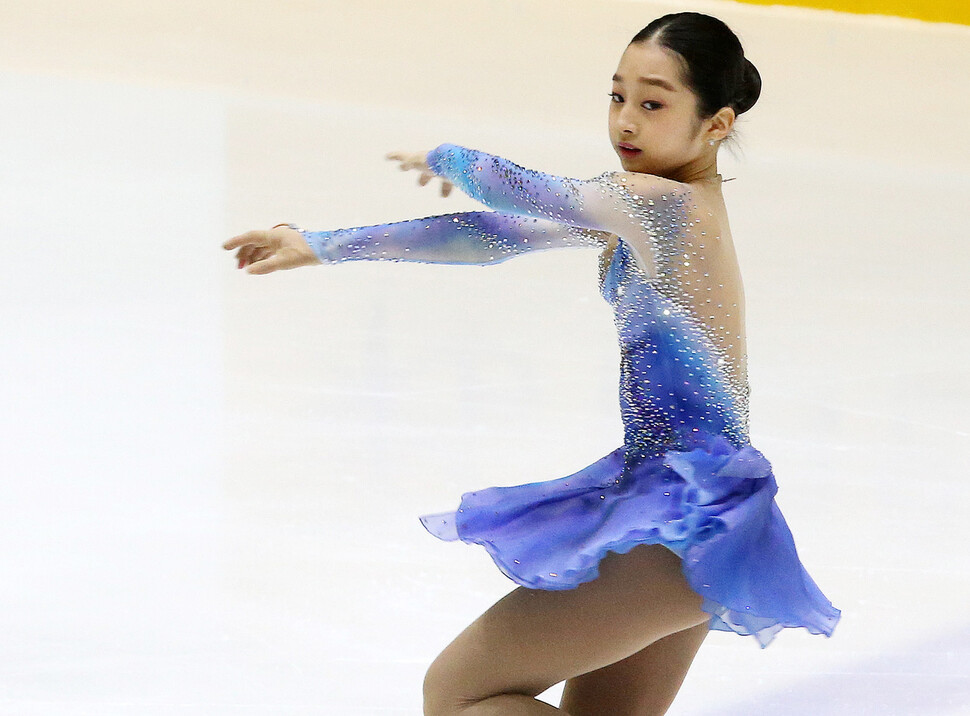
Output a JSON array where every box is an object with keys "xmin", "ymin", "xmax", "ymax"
[{"xmin": 1, "ymin": 1, "xmax": 968, "ymax": 713}]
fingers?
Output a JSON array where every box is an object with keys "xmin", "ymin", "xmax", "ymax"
[
  {"xmin": 224, "ymin": 228, "xmax": 285, "ymax": 273},
  {"xmin": 385, "ymin": 151, "xmax": 417, "ymax": 163},
  {"xmin": 230, "ymin": 240, "xmax": 266, "ymax": 270},
  {"xmin": 246, "ymin": 256, "xmax": 279, "ymax": 275},
  {"xmin": 386, "ymin": 151, "xmax": 429, "ymax": 172},
  {"xmin": 386, "ymin": 150, "xmax": 454, "ymax": 197},
  {"xmin": 246, "ymin": 247, "xmax": 292, "ymax": 274},
  {"xmin": 247, "ymin": 246, "xmax": 273, "ymax": 266},
  {"xmin": 223, "ymin": 229, "xmax": 277, "ymax": 274},
  {"xmin": 420, "ymin": 172, "xmax": 455, "ymax": 197},
  {"xmin": 222, "ymin": 228, "xmax": 269, "ymax": 251}
]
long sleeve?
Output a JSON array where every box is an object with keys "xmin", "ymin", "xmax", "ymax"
[
  {"xmin": 299, "ymin": 211, "xmax": 608, "ymax": 266},
  {"xmin": 425, "ymin": 143, "xmax": 685, "ymax": 278}
]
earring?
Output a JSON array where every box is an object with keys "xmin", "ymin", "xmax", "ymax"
[{"xmin": 709, "ymin": 140, "xmax": 716, "ymax": 146}]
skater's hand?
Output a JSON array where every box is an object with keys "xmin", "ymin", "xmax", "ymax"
[
  {"xmin": 222, "ymin": 225, "xmax": 322, "ymax": 275},
  {"xmin": 386, "ymin": 151, "xmax": 453, "ymax": 197}
]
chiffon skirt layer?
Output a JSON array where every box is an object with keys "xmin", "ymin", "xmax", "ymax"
[{"xmin": 419, "ymin": 429, "xmax": 840, "ymax": 647}]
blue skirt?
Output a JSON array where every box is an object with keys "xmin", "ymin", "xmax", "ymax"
[{"xmin": 419, "ymin": 429, "xmax": 841, "ymax": 648}]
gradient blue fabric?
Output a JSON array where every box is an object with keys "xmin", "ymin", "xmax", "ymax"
[
  {"xmin": 417, "ymin": 234, "xmax": 840, "ymax": 648},
  {"xmin": 302, "ymin": 143, "xmax": 841, "ymax": 647}
]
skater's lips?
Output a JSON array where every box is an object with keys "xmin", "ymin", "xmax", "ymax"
[{"xmin": 617, "ymin": 142, "xmax": 640, "ymax": 150}]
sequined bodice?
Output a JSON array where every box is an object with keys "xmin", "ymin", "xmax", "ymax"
[
  {"xmin": 301, "ymin": 143, "xmax": 840, "ymax": 649},
  {"xmin": 303, "ymin": 143, "xmax": 751, "ymax": 460},
  {"xmin": 596, "ymin": 186, "xmax": 751, "ymax": 461}
]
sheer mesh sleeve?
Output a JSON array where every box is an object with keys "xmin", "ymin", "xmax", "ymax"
[
  {"xmin": 299, "ymin": 211, "xmax": 609, "ymax": 266},
  {"xmin": 426, "ymin": 143, "xmax": 687, "ymax": 278}
]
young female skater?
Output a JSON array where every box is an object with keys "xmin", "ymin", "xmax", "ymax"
[{"xmin": 223, "ymin": 12, "xmax": 840, "ymax": 715}]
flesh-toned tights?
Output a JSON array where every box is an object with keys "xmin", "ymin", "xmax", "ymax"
[{"xmin": 423, "ymin": 544, "xmax": 710, "ymax": 716}]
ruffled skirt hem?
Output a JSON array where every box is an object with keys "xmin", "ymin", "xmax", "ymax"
[{"xmin": 418, "ymin": 430, "xmax": 840, "ymax": 648}]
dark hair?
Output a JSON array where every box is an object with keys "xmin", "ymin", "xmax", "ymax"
[{"xmin": 631, "ymin": 12, "xmax": 761, "ymax": 119}]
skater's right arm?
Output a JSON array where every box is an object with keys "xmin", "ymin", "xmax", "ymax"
[{"xmin": 223, "ymin": 212, "xmax": 609, "ymax": 275}]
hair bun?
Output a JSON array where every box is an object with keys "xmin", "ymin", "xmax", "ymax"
[{"xmin": 734, "ymin": 58, "xmax": 762, "ymax": 115}]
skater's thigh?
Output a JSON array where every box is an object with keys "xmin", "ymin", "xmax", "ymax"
[
  {"xmin": 560, "ymin": 621, "xmax": 709, "ymax": 716},
  {"xmin": 423, "ymin": 544, "xmax": 708, "ymax": 706}
]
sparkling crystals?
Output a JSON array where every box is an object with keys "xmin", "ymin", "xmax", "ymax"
[
  {"xmin": 319, "ymin": 143, "xmax": 750, "ymax": 470},
  {"xmin": 596, "ymin": 172, "xmax": 750, "ymax": 453}
]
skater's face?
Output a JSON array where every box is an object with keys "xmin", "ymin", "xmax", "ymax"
[{"xmin": 608, "ymin": 41, "xmax": 730, "ymax": 179}]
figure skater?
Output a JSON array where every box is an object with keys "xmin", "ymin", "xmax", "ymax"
[{"xmin": 222, "ymin": 12, "xmax": 840, "ymax": 715}]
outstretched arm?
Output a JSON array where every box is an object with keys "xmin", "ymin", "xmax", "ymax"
[
  {"xmin": 223, "ymin": 211, "xmax": 609, "ymax": 275},
  {"xmin": 224, "ymin": 144, "xmax": 676, "ymax": 276},
  {"xmin": 300, "ymin": 211, "xmax": 608, "ymax": 266},
  {"xmin": 423, "ymin": 143, "xmax": 686, "ymax": 277}
]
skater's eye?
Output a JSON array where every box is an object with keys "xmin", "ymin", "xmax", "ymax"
[{"xmin": 608, "ymin": 92, "xmax": 623, "ymax": 103}]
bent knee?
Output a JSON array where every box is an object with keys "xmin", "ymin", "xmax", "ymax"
[
  {"xmin": 423, "ymin": 651, "xmax": 532, "ymax": 716},
  {"xmin": 422, "ymin": 655, "xmax": 467, "ymax": 716}
]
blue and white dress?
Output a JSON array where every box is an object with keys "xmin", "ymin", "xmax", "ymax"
[{"xmin": 298, "ymin": 144, "xmax": 841, "ymax": 647}]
